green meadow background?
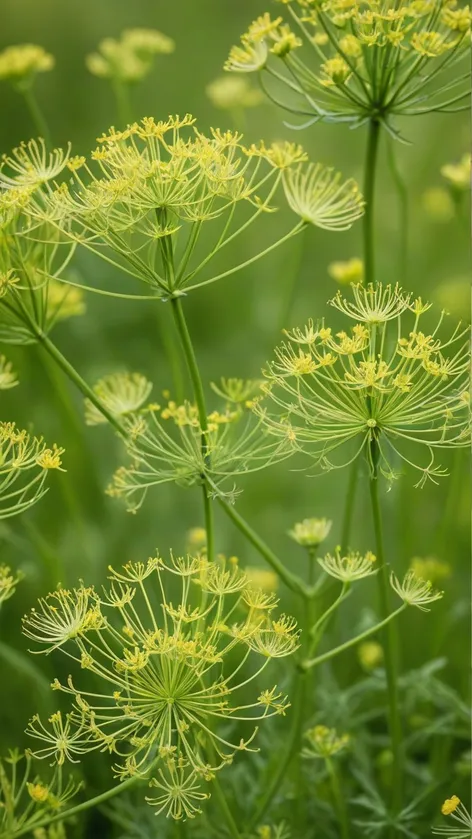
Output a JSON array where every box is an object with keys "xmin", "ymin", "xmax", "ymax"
[{"xmin": 0, "ymin": 0, "xmax": 470, "ymax": 832}]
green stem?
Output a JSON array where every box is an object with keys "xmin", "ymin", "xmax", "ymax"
[
  {"xmin": 340, "ymin": 459, "xmax": 359, "ymax": 552},
  {"xmin": 387, "ymin": 139, "xmax": 408, "ymax": 279},
  {"xmin": 302, "ymin": 605, "xmax": 406, "ymax": 670},
  {"xmin": 326, "ymin": 757, "xmax": 350, "ymax": 839},
  {"xmin": 277, "ymin": 227, "xmax": 307, "ymax": 334},
  {"xmin": 246, "ymin": 672, "xmax": 307, "ymax": 832},
  {"xmin": 170, "ymin": 297, "xmax": 215, "ymax": 561},
  {"xmin": 170, "ymin": 299, "xmax": 208, "ymax": 436},
  {"xmin": 212, "ymin": 775, "xmax": 241, "ymax": 839},
  {"xmin": 363, "ymin": 118, "xmax": 381, "ymax": 287},
  {"xmin": 13, "ymin": 774, "xmax": 141, "ymax": 838},
  {"xmin": 37, "ymin": 332, "xmax": 128, "ymax": 438},
  {"xmin": 156, "ymin": 305, "xmax": 186, "ymax": 403},
  {"xmin": 111, "ymin": 77, "xmax": 133, "ymax": 125},
  {"xmin": 217, "ymin": 494, "xmax": 308, "ymax": 598},
  {"xmin": 20, "ymin": 86, "xmax": 52, "ymax": 146},
  {"xmin": 340, "ymin": 119, "xmax": 381, "ymax": 551},
  {"xmin": 369, "ymin": 468, "xmax": 403, "ymax": 818}
]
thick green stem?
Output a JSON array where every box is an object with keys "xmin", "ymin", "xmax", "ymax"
[
  {"xmin": 363, "ymin": 119, "xmax": 381, "ymax": 287},
  {"xmin": 212, "ymin": 775, "xmax": 241, "ymax": 839},
  {"xmin": 369, "ymin": 468, "xmax": 403, "ymax": 817},
  {"xmin": 217, "ymin": 494, "xmax": 308, "ymax": 598},
  {"xmin": 20, "ymin": 86, "xmax": 52, "ymax": 146},
  {"xmin": 13, "ymin": 774, "xmax": 141, "ymax": 838}
]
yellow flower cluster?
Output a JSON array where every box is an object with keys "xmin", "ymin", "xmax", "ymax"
[
  {"xmin": 0, "ymin": 422, "xmax": 65, "ymax": 519},
  {"xmin": 258, "ymin": 283, "xmax": 470, "ymax": 486},
  {"xmin": 0, "ymin": 44, "xmax": 54, "ymax": 82},
  {"xmin": 226, "ymin": 1, "xmax": 470, "ymax": 130},
  {"xmin": 23, "ymin": 552, "xmax": 298, "ymax": 819},
  {"xmin": 87, "ymin": 28, "xmax": 175, "ymax": 83}
]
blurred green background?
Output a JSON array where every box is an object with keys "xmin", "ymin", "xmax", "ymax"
[{"xmin": 0, "ymin": 0, "xmax": 469, "ymax": 814}]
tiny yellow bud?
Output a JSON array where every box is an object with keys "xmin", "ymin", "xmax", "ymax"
[{"xmin": 442, "ymin": 795, "xmax": 461, "ymax": 816}]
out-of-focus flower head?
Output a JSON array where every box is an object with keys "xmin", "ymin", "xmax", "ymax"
[
  {"xmin": 0, "ymin": 44, "xmax": 54, "ymax": 86},
  {"xmin": 86, "ymin": 28, "xmax": 174, "ymax": 83},
  {"xmin": 206, "ymin": 75, "xmax": 263, "ymax": 111}
]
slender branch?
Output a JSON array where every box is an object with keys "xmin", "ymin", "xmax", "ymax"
[
  {"xmin": 36, "ymin": 332, "xmax": 128, "ymax": 438},
  {"xmin": 217, "ymin": 494, "xmax": 308, "ymax": 598},
  {"xmin": 170, "ymin": 296, "xmax": 215, "ymax": 561},
  {"xmin": 387, "ymin": 139, "xmax": 408, "ymax": 279},
  {"xmin": 369, "ymin": 459, "xmax": 403, "ymax": 817},
  {"xmin": 13, "ymin": 774, "xmax": 142, "ymax": 838},
  {"xmin": 20, "ymin": 86, "xmax": 52, "ymax": 147},
  {"xmin": 301, "ymin": 604, "xmax": 406, "ymax": 670},
  {"xmin": 340, "ymin": 459, "xmax": 359, "ymax": 552},
  {"xmin": 326, "ymin": 756, "xmax": 350, "ymax": 839},
  {"xmin": 363, "ymin": 119, "xmax": 381, "ymax": 286}
]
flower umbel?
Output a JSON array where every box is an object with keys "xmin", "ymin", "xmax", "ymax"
[
  {"xmin": 0, "ymin": 422, "xmax": 65, "ymax": 519},
  {"xmin": 23, "ymin": 551, "xmax": 297, "ymax": 816},
  {"xmin": 288, "ymin": 517, "xmax": 332, "ymax": 548},
  {"xmin": 225, "ymin": 2, "xmax": 471, "ymax": 137},
  {"xmin": 86, "ymin": 28, "xmax": 175, "ymax": 84},
  {"xmin": 390, "ymin": 570, "xmax": 444, "ymax": 612},
  {"xmin": 18, "ymin": 116, "xmax": 362, "ymax": 299},
  {"xmin": 302, "ymin": 725, "xmax": 350, "ymax": 759},
  {"xmin": 258, "ymin": 283, "xmax": 470, "ymax": 486}
]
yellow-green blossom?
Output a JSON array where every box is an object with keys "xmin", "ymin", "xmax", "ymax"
[
  {"xmin": 257, "ymin": 283, "xmax": 470, "ymax": 486},
  {"xmin": 23, "ymin": 552, "xmax": 297, "ymax": 817}
]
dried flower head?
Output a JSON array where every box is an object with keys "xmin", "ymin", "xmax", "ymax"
[
  {"xmin": 87, "ymin": 29, "xmax": 174, "ymax": 83},
  {"xmin": 390, "ymin": 570, "xmax": 444, "ymax": 611},
  {"xmin": 288, "ymin": 517, "xmax": 332, "ymax": 547},
  {"xmin": 302, "ymin": 725, "xmax": 350, "ymax": 759},
  {"xmin": 258, "ymin": 283, "xmax": 470, "ymax": 486},
  {"xmin": 226, "ymin": 1, "xmax": 470, "ymax": 137},
  {"xmin": 0, "ymin": 44, "xmax": 54, "ymax": 84},
  {"xmin": 0, "ymin": 422, "xmax": 65, "ymax": 519},
  {"xmin": 23, "ymin": 551, "xmax": 297, "ymax": 817}
]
